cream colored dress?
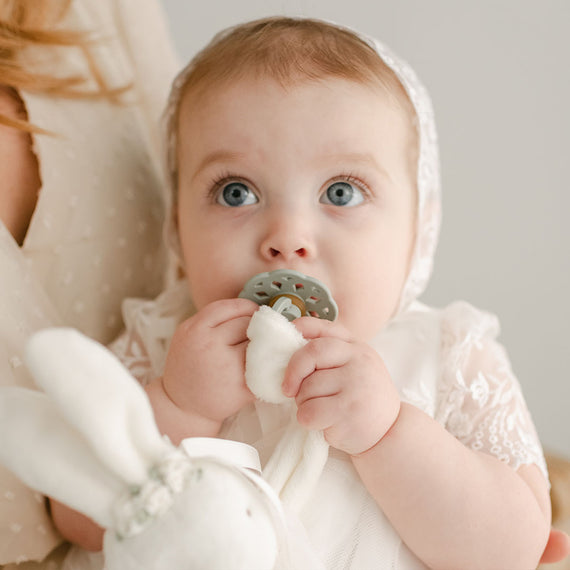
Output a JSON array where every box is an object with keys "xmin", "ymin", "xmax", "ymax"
[{"xmin": 0, "ymin": 0, "xmax": 179, "ymax": 565}]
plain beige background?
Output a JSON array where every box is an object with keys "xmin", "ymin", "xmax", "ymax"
[{"xmin": 160, "ymin": 0, "xmax": 569, "ymax": 458}]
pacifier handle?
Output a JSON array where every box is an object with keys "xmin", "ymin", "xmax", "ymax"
[
  {"xmin": 238, "ymin": 269, "xmax": 338, "ymax": 322},
  {"xmin": 270, "ymin": 295, "xmax": 304, "ymax": 321}
]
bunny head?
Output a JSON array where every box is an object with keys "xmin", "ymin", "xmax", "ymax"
[
  {"xmin": 0, "ymin": 328, "xmax": 279, "ymax": 570},
  {"xmin": 105, "ymin": 457, "xmax": 280, "ymax": 570}
]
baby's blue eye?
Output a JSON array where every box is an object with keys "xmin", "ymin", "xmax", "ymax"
[
  {"xmin": 217, "ymin": 182, "xmax": 258, "ymax": 207},
  {"xmin": 321, "ymin": 181, "xmax": 364, "ymax": 207}
]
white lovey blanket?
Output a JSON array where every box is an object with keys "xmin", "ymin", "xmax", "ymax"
[{"xmin": 245, "ymin": 306, "xmax": 330, "ymax": 514}]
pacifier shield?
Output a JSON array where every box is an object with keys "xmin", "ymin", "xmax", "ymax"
[{"xmin": 238, "ymin": 269, "xmax": 338, "ymax": 321}]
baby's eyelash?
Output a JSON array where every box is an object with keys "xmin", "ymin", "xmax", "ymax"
[
  {"xmin": 207, "ymin": 171, "xmax": 246, "ymax": 198},
  {"xmin": 332, "ymin": 173, "xmax": 372, "ymax": 196},
  {"xmin": 206, "ymin": 171, "xmax": 373, "ymax": 200}
]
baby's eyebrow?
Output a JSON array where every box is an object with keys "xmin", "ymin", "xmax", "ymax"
[
  {"xmin": 323, "ymin": 152, "xmax": 392, "ymax": 182},
  {"xmin": 191, "ymin": 149, "xmax": 246, "ymax": 180},
  {"xmin": 325, "ymin": 151, "xmax": 380, "ymax": 167}
]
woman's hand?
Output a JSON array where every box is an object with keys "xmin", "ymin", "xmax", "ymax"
[
  {"xmin": 282, "ymin": 317, "xmax": 400, "ymax": 456},
  {"xmin": 540, "ymin": 528, "xmax": 570, "ymax": 564}
]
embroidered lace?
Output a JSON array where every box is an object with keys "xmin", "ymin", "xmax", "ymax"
[{"xmin": 437, "ymin": 302, "xmax": 548, "ymax": 478}]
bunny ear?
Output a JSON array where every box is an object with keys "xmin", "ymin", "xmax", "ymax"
[
  {"xmin": 25, "ymin": 328, "xmax": 172, "ymax": 486},
  {"xmin": 0, "ymin": 387, "xmax": 122, "ymax": 528}
]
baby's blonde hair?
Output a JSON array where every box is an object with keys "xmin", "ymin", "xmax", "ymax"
[
  {"xmin": 0, "ymin": 0, "xmax": 130, "ymax": 133},
  {"xmin": 165, "ymin": 17, "xmax": 418, "ymax": 205}
]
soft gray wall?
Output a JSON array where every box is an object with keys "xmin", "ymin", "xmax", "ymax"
[{"xmin": 161, "ymin": 0, "xmax": 569, "ymax": 457}]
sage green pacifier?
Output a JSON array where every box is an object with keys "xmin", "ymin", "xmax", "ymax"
[{"xmin": 238, "ymin": 269, "xmax": 338, "ymax": 322}]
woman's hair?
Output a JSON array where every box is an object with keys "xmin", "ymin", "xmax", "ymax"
[
  {"xmin": 165, "ymin": 17, "xmax": 418, "ymax": 203},
  {"xmin": 0, "ymin": 0, "xmax": 129, "ymax": 132}
]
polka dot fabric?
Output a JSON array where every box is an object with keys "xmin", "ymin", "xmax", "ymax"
[{"xmin": 0, "ymin": 0, "xmax": 178, "ymax": 564}]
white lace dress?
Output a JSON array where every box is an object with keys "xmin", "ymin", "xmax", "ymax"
[
  {"xmin": 0, "ymin": 0, "xmax": 178, "ymax": 565},
  {"xmin": 109, "ymin": 284, "xmax": 548, "ymax": 570}
]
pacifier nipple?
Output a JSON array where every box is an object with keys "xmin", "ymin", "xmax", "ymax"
[
  {"xmin": 238, "ymin": 269, "xmax": 338, "ymax": 322},
  {"xmin": 269, "ymin": 294, "xmax": 306, "ymax": 321}
]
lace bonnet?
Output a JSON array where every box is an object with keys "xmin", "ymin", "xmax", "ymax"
[{"xmin": 163, "ymin": 18, "xmax": 441, "ymax": 312}]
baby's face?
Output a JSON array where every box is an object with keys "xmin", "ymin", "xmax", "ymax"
[{"xmin": 176, "ymin": 76, "xmax": 416, "ymax": 340}]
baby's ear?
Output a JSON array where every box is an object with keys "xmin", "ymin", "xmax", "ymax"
[{"xmin": 0, "ymin": 387, "xmax": 122, "ymax": 528}]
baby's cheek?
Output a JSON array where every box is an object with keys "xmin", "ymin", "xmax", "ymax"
[
  {"xmin": 186, "ymin": 274, "xmax": 235, "ymax": 309},
  {"xmin": 337, "ymin": 305, "xmax": 384, "ymax": 342}
]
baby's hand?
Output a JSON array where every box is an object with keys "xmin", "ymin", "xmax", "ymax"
[
  {"xmin": 162, "ymin": 298, "xmax": 259, "ymax": 429},
  {"xmin": 282, "ymin": 317, "xmax": 400, "ymax": 456}
]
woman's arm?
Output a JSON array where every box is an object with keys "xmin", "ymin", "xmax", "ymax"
[
  {"xmin": 49, "ymin": 499, "xmax": 105, "ymax": 552},
  {"xmin": 352, "ymin": 402, "xmax": 550, "ymax": 570}
]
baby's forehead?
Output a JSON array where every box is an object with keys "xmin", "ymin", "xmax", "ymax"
[
  {"xmin": 176, "ymin": 74, "xmax": 417, "ymax": 176},
  {"xmin": 178, "ymin": 72, "xmax": 409, "ymax": 128}
]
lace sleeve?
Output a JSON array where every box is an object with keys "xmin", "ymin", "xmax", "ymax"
[
  {"xmin": 109, "ymin": 327, "xmax": 155, "ymax": 386},
  {"xmin": 436, "ymin": 302, "xmax": 548, "ymax": 481},
  {"xmin": 108, "ymin": 279, "xmax": 195, "ymax": 386}
]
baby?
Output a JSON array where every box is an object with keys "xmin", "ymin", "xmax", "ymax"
[{"xmin": 52, "ymin": 17, "xmax": 554, "ymax": 569}]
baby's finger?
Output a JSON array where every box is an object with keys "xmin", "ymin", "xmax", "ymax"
[
  {"xmin": 295, "ymin": 369, "xmax": 342, "ymax": 406},
  {"xmin": 202, "ymin": 298, "xmax": 260, "ymax": 328},
  {"xmin": 282, "ymin": 337, "xmax": 352, "ymax": 397},
  {"xmin": 293, "ymin": 316, "xmax": 353, "ymax": 342},
  {"xmin": 296, "ymin": 393, "xmax": 339, "ymax": 431},
  {"xmin": 217, "ymin": 315, "xmax": 254, "ymax": 346}
]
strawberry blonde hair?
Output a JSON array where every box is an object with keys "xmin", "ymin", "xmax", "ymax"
[
  {"xmin": 165, "ymin": 17, "xmax": 418, "ymax": 204},
  {"xmin": 0, "ymin": 0, "xmax": 129, "ymax": 133}
]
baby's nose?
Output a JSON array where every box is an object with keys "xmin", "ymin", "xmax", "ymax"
[
  {"xmin": 259, "ymin": 216, "xmax": 314, "ymax": 263},
  {"xmin": 267, "ymin": 245, "xmax": 307, "ymax": 259}
]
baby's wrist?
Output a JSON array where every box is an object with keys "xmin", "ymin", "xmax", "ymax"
[
  {"xmin": 145, "ymin": 377, "xmax": 222, "ymax": 443},
  {"xmin": 350, "ymin": 402, "xmax": 402, "ymax": 459}
]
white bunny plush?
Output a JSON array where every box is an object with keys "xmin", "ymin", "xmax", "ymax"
[{"xmin": 0, "ymin": 328, "xmax": 280, "ymax": 570}]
